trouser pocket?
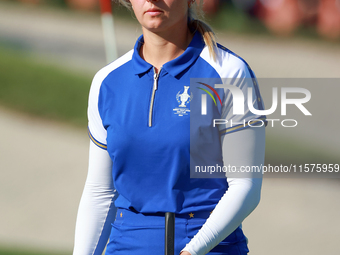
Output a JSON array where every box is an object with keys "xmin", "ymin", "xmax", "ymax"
[{"xmin": 185, "ymin": 220, "xmax": 249, "ymax": 255}]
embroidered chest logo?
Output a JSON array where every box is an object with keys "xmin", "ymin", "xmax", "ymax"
[{"xmin": 173, "ymin": 86, "xmax": 192, "ymax": 116}]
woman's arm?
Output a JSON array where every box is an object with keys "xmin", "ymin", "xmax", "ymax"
[
  {"xmin": 73, "ymin": 142, "xmax": 118, "ymax": 255},
  {"xmin": 181, "ymin": 126, "xmax": 265, "ymax": 255}
]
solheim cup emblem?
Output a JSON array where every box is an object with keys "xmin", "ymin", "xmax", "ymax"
[{"xmin": 173, "ymin": 86, "xmax": 192, "ymax": 116}]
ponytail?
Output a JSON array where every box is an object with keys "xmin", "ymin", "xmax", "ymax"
[{"xmin": 188, "ymin": 2, "xmax": 218, "ymax": 60}]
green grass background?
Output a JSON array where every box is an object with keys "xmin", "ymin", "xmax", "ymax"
[
  {"xmin": 0, "ymin": 247, "xmax": 69, "ymax": 255},
  {"xmin": 0, "ymin": 46, "xmax": 91, "ymax": 127}
]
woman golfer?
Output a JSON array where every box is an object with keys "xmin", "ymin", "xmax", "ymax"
[{"xmin": 73, "ymin": 0, "xmax": 266, "ymax": 254}]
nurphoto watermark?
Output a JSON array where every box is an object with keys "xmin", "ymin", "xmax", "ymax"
[{"xmin": 189, "ymin": 78, "xmax": 339, "ymax": 179}]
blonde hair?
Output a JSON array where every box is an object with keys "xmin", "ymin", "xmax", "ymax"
[
  {"xmin": 117, "ymin": 0, "xmax": 217, "ymax": 59},
  {"xmin": 188, "ymin": 1, "xmax": 217, "ymax": 60}
]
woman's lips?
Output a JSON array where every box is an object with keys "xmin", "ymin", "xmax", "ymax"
[{"xmin": 145, "ymin": 8, "xmax": 163, "ymax": 16}]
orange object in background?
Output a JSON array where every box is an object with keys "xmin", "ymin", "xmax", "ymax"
[
  {"xmin": 317, "ymin": 0, "xmax": 340, "ymax": 39},
  {"xmin": 257, "ymin": 0, "xmax": 301, "ymax": 36},
  {"xmin": 66, "ymin": 0, "xmax": 98, "ymax": 11}
]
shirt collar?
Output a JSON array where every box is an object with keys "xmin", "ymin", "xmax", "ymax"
[{"xmin": 132, "ymin": 32, "xmax": 205, "ymax": 78}]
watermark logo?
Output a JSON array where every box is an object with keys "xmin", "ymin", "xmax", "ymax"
[
  {"xmin": 201, "ymin": 85, "xmax": 312, "ymax": 116},
  {"xmin": 189, "ymin": 78, "xmax": 339, "ymax": 179},
  {"xmin": 198, "ymin": 82, "xmax": 312, "ymax": 128},
  {"xmin": 197, "ymin": 82, "xmax": 222, "ymax": 115}
]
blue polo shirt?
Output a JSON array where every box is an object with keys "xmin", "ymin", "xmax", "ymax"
[{"xmin": 87, "ymin": 32, "xmax": 265, "ymax": 214}]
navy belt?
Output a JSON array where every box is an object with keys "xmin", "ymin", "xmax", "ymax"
[{"xmin": 114, "ymin": 208, "xmax": 213, "ymax": 225}]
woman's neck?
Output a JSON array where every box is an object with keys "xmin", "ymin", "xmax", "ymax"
[{"xmin": 140, "ymin": 27, "xmax": 194, "ymax": 72}]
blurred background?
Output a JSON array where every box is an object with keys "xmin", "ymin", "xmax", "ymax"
[{"xmin": 0, "ymin": 0, "xmax": 339, "ymax": 255}]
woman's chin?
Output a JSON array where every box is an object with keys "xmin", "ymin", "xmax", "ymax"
[{"xmin": 142, "ymin": 25, "xmax": 167, "ymax": 34}]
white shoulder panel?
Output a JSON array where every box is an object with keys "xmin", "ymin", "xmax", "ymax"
[
  {"xmin": 88, "ymin": 50, "xmax": 134, "ymax": 149},
  {"xmin": 200, "ymin": 45, "xmax": 251, "ymax": 79},
  {"xmin": 200, "ymin": 46, "xmax": 264, "ymax": 136}
]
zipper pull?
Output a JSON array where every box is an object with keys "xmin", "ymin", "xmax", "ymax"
[{"xmin": 153, "ymin": 67, "xmax": 161, "ymax": 91}]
